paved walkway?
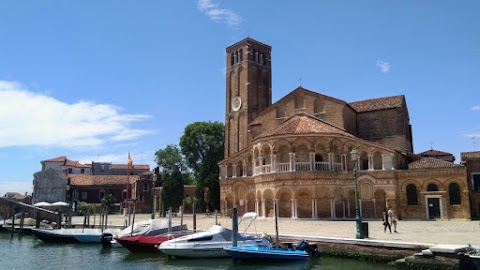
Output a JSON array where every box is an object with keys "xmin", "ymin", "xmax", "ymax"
[{"xmin": 73, "ymin": 214, "xmax": 480, "ymax": 246}]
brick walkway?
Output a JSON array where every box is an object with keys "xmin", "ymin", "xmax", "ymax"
[{"xmin": 73, "ymin": 213, "xmax": 480, "ymax": 246}]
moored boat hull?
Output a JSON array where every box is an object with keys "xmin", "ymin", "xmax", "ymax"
[
  {"xmin": 32, "ymin": 228, "xmax": 102, "ymax": 243},
  {"xmin": 224, "ymin": 246, "xmax": 309, "ymax": 260},
  {"xmin": 459, "ymin": 253, "xmax": 480, "ymax": 270},
  {"xmin": 115, "ymin": 235, "xmax": 170, "ymax": 253}
]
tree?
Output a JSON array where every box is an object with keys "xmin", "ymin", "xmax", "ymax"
[
  {"xmin": 161, "ymin": 167, "xmax": 184, "ymax": 212},
  {"xmin": 155, "ymin": 144, "xmax": 186, "ymax": 173},
  {"xmin": 180, "ymin": 121, "xmax": 224, "ymax": 211}
]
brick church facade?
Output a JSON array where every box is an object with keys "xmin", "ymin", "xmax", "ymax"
[{"xmin": 218, "ymin": 37, "xmax": 472, "ymax": 220}]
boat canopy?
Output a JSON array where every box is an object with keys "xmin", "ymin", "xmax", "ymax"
[{"xmin": 116, "ymin": 219, "xmax": 187, "ymax": 238}]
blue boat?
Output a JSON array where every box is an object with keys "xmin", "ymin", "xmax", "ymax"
[{"xmin": 224, "ymin": 245, "xmax": 309, "ymax": 260}]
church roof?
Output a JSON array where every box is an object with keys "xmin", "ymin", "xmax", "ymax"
[
  {"xmin": 418, "ymin": 149, "xmax": 453, "ymax": 157},
  {"xmin": 349, "ymin": 95, "xmax": 405, "ymax": 113},
  {"xmin": 249, "ymin": 86, "xmax": 347, "ymax": 126},
  {"xmin": 256, "ymin": 113, "xmax": 355, "ymax": 139},
  {"xmin": 461, "ymin": 151, "xmax": 480, "ymax": 160},
  {"xmin": 69, "ymin": 175, "xmax": 139, "ymax": 186},
  {"xmin": 408, "ymin": 157, "xmax": 462, "ymax": 169}
]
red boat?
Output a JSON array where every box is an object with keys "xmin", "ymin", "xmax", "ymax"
[{"xmin": 115, "ymin": 234, "xmax": 184, "ymax": 253}]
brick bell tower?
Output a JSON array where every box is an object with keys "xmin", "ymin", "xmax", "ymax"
[{"xmin": 224, "ymin": 38, "xmax": 272, "ymax": 158}]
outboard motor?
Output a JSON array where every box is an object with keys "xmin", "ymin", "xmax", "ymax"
[
  {"xmin": 101, "ymin": 232, "xmax": 113, "ymax": 248},
  {"xmin": 296, "ymin": 240, "xmax": 321, "ymax": 257}
]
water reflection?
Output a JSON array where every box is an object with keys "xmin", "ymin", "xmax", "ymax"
[{"xmin": 1, "ymin": 233, "xmax": 396, "ymax": 270}]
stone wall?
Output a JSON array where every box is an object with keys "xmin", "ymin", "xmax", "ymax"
[{"xmin": 33, "ymin": 168, "xmax": 67, "ymax": 203}]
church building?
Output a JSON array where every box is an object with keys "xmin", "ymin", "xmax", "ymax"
[{"xmin": 218, "ymin": 37, "xmax": 471, "ymax": 220}]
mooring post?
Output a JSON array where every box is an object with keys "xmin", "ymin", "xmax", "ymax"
[
  {"xmin": 232, "ymin": 207, "xmax": 238, "ymax": 247},
  {"xmin": 193, "ymin": 202, "xmax": 196, "ymax": 232},
  {"xmin": 275, "ymin": 201, "xmax": 279, "ymax": 247},
  {"xmin": 105, "ymin": 205, "xmax": 109, "ymax": 230},
  {"xmin": 180, "ymin": 205, "xmax": 184, "ymax": 231},
  {"xmin": 10, "ymin": 204, "xmax": 15, "ymax": 239},
  {"xmin": 19, "ymin": 212, "xmax": 25, "ymax": 235},
  {"xmin": 35, "ymin": 211, "xmax": 40, "ymax": 228}
]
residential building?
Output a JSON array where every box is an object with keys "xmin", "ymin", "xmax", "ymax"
[{"xmin": 32, "ymin": 156, "xmax": 153, "ymax": 213}]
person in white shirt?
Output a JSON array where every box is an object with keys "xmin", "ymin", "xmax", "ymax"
[{"xmin": 387, "ymin": 207, "xmax": 398, "ymax": 233}]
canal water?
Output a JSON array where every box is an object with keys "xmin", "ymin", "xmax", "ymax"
[{"xmin": 0, "ymin": 233, "xmax": 396, "ymax": 270}]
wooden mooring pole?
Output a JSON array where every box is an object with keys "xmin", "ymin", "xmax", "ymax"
[
  {"xmin": 10, "ymin": 204, "xmax": 15, "ymax": 239},
  {"xmin": 232, "ymin": 207, "xmax": 238, "ymax": 247}
]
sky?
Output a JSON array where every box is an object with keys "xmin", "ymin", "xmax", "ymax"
[{"xmin": 0, "ymin": 0, "xmax": 479, "ymax": 197}]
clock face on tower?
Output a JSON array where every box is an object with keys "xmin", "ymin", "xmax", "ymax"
[{"xmin": 232, "ymin": 96, "xmax": 242, "ymax": 112}]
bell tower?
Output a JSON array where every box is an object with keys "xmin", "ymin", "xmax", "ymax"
[{"xmin": 224, "ymin": 38, "xmax": 272, "ymax": 158}]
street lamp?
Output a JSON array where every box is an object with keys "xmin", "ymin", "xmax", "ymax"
[{"xmin": 351, "ymin": 149, "xmax": 364, "ymax": 239}]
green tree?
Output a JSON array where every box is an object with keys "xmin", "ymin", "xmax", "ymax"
[
  {"xmin": 161, "ymin": 167, "xmax": 184, "ymax": 212},
  {"xmin": 155, "ymin": 144, "xmax": 186, "ymax": 173},
  {"xmin": 180, "ymin": 121, "xmax": 224, "ymax": 211}
]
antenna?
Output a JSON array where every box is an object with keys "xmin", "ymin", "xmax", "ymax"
[{"xmin": 298, "ymin": 76, "xmax": 302, "ymax": 87}]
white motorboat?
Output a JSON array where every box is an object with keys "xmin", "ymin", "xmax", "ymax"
[{"xmin": 158, "ymin": 212, "xmax": 271, "ymax": 258}]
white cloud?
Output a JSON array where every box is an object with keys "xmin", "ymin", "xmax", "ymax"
[
  {"xmin": 464, "ymin": 133, "xmax": 480, "ymax": 139},
  {"xmin": 0, "ymin": 80, "xmax": 155, "ymax": 148},
  {"xmin": 376, "ymin": 60, "xmax": 391, "ymax": 73},
  {"xmin": 197, "ymin": 0, "xmax": 242, "ymax": 27},
  {"xmin": 197, "ymin": 0, "xmax": 218, "ymax": 11},
  {"xmin": 472, "ymin": 105, "xmax": 480, "ymax": 111}
]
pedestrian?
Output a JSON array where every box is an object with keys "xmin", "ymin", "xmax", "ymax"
[
  {"xmin": 388, "ymin": 207, "xmax": 398, "ymax": 233},
  {"xmin": 383, "ymin": 207, "xmax": 391, "ymax": 233}
]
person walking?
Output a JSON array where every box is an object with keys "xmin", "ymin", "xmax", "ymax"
[
  {"xmin": 388, "ymin": 207, "xmax": 398, "ymax": 233},
  {"xmin": 383, "ymin": 207, "xmax": 391, "ymax": 233}
]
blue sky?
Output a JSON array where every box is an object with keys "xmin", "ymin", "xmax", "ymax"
[{"xmin": 1, "ymin": 0, "xmax": 479, "ymax": 196}]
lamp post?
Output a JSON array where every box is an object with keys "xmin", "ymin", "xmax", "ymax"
[{"xmin": 351, "ymin": 149, "xmax": 364, "ymax": 239}]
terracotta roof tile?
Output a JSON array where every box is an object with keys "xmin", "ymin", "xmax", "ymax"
[
  {"xmin": 65, "ymin": 159, "xmax": 90, "ymax": 168},
  {"xmin": 349, "ymin": 95, "xmax": 405, "ymax": 112},
  {"xmin": 461, "ymin": 151, "xmax": 480, "ymax": 160},
  {"xmin": 69, "ymin": 175, "xmax": 139, "ymax": 186},
  {"xmin": 4, "ymin": 192, "xmax": 27, "ymax": 200},
  {"xmin": 418, "ymin": 149, "xmax": 453, "ymax": 157},
  {"xmin": 408, "ymin": 157, "xmax": 462, "ymax": 169},
  {"xmin": 111, "ymin": 164, "xmax": 150, "ymax": 170},
  {"xmin": 256, "ymin": 113, "xmax": 355, "ymax": 139},
  {"xmin": 42, "ymin": 156, "xmax": 67, "ymax": 163}
]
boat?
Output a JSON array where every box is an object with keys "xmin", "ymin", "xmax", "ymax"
[
  {"xmin": 102, "ymin": 218, "xmax": 188, "ymax": 248},
  {"xmin": 1, "ymin": 218, "xmax": 50, "ymax": 234},
  {"xmin": 223, "ymin": 245, "xmax": 309, "ymax": 260},
  {"xmin": 459, "ymin": 245, "xmax": 480, "ymax": 270},
  {"xmin": 158, "ymin": 212, "xmax": 271, "ymax": 258},
  {"xmin": 115, "ymin": 234, "xmax": 185, "ymax": 253},
  {"xmin": 32, "ymin": 228, "xmax": 104, "ymax": 243},
  {"xmin": 223, "ymin": 205, "xmax": 319, "ymax": 261}
]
